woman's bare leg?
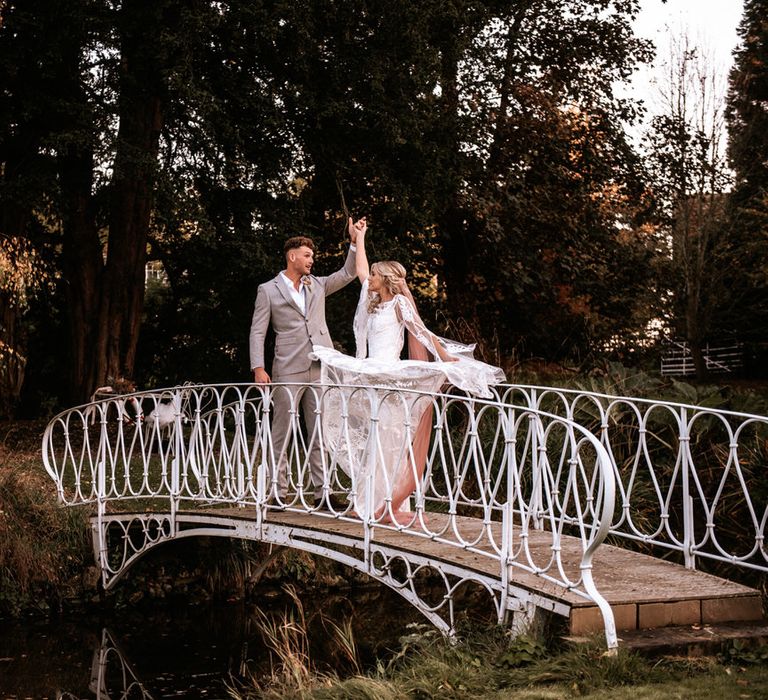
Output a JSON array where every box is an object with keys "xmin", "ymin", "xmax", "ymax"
[{"xmin": 376, "ymin": 404, "xmax": 433, "ymax": 524}]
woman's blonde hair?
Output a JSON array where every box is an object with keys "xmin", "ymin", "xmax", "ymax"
[{"xmin": 368, "ymin": 260, "xmax": 407, "ymax": 313}]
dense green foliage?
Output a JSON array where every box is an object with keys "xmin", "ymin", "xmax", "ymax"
[
  {"xmin": 0, "ymin": 1, "xmax": 766, "ymax": 413},
  {"xmin": 0, "ymin": 0, "xmax": 661, "ymax": 412},
  {"xmin": 725, "ymin": 0, "xmax": 768, "ymax": 346}
]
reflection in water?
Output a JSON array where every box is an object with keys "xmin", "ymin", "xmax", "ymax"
[
  {"xmin": 53, "ymin": 629, "xmax": 152, "ymax": 700},
  {"xmin": 85, "ymin": 628, "xmax": 153, "ymax": 700},
  {"xmin": 0, "ymin": 587, "xmax": 428, "ymax": 698}
]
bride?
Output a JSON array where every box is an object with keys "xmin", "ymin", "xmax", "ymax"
[{"xmin": 311, "ymin": 218, "xmax": 505, "ymax": 524}]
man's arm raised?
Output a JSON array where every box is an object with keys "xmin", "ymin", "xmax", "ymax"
[{"xmin": 323, "ymin": 216, "xmax": 365, "ymax": 295}]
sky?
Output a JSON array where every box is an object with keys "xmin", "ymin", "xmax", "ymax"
[{"xmin": 627, "ymin": 0, "xmax": 744, "ymax": 121}]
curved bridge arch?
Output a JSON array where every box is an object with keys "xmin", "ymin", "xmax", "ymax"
[{"xmin": 93, "ymin": 508, "xmax": 570, "ymax": 637}]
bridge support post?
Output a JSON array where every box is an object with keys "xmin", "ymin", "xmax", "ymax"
[
  {"xmin": 362, "ymin": 388, "xmax": 380, "ymax": 573},
  {"xmin": 234, "ymin": 401, "xmax": 245, "ymax": 504},
  {"xmin": 255, "ymin": 387, "xmax": 269, "ymax": 531},
  {"xmin": 169, "ymin": 391, "xmax": 183, "ymax": 537},
  {"xmin": 680, "ymin": 408, "xmax": 696, "ymax": 569},
  {"xmin": 500, "ymin": 406, "xmax": 516, "ymax": 624},
  {"xmin": 529, "ymin": 391, "xmax": 544, "ymax": 531},
  {"xmin": 92, "ymin": 514, "xmax": 107, "ymax": 583},
  {"xmin": 509, "ymin": 602, "xmax": 545, "ymax": 638},
  {"xmin": 95, "ymin": 411, "xmax": 109, "ymax": 579}
]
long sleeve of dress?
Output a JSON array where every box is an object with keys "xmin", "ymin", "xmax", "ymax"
[
  {"xmin": 393, "ymin": 295, "xmax": 442, "ymax": 358},
  {"xmin": 393, "ymin": 294, "xmax": 478, "ymax": 359},
  {"xmin": 353, "ymin": 279, "xmax": 370, "ymax": 359},
  {"xmin": 393, "ymin": 294, "xmax": 505, "ymax": 397}
]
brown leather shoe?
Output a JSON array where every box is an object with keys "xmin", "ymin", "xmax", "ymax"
[
  {"xmin": 265, "ymin": 499, "xmax": 285, "ymax": 511},
  {"xmin": 313, "ymin": 494, "xmax": 348, "ymax": 512}
]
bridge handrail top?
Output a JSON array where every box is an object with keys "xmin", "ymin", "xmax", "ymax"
[
  {"xmin": 45, "ymin": 381, "xmax": 644, "ymax": 435},
  {"xmin": 42, "ymin": 382, "xmax": 617, "ymax": 502},
  {"xmin": 497, "ymin": 383, "xmax": 768, "ymax": 422},
  {"xmin": 44, "ymin": 381, "xmax": 617, "ymax": 507},
  {"xmin": 48, "ymin": 381, "xmax": 768, "ymax": 425}
]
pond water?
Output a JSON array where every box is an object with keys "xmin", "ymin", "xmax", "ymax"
[{"xmin": 0, "ymin": 586, "xmax": 426, "ymax": 699}]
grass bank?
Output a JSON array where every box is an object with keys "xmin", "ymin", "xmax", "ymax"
[
  {"xmin": 0, "ymin": 420, "xmax": 92, "ymax": 616},
  {"xmin": 233, "ymin": 607, "xmax": 768, "ymax": 700}
]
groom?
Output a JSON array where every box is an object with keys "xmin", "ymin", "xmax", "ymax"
[{"xmin": 249, "ymin": 217, "xmax": 365, "ymax": 509}]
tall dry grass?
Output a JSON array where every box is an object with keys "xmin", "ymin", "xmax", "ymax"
[
  {"xmin": 0, "ymin": 422, "xmax": 91, "ymax": 615},
  {"xmin": 231, "ymin": 584, "xmax": 392, "ymax": 700},
  {"xmin": 229, "ymin": 611, "xmax": 768, "ymax": 700}
]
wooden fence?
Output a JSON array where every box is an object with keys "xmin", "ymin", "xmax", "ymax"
[{"xmin": 660, "ymin": 340, "xmax": 743, "ymax": 376}]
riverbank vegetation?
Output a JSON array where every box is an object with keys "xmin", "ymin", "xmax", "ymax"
[
  {"xmin": 232, "ymin": 593, "xmax": 768, "ymax": 699},
  {"xmin": 0, "ymin": 421, "xmax": 91, "ymax": 616}
]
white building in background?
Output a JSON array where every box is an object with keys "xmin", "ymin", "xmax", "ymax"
[{"xmin": 144, "ymin": 261, "xmax": 168, "ymax": 286}]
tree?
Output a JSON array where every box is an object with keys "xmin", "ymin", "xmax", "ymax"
[
  {"xmin": 143, "ymin": 0, "xmax": 461, "ymax": 381},
  {"xmin": 0, "ymin": 0, "xmax": 69, "ymax": 412},
  {"xmin": 2, "ymin": 0, "xmax": 662, "ymax": 409},
  {"xmin": 0, "ymin": 235, "xmax": 54, "ymax": 415},
  {"xmin": 1, "ymin": 1, "xmax": 213, "ymax": 402},
  {"xmin": 431, "ymin": 0, "xmax": 656, "ymax": 361},
  {"xmin": 726, "ymin": 0, "xmax": 768, "ymax": 349},
  {"xmin": 644, "ymin": 33, "xmax": 733, "ymax": 379}
]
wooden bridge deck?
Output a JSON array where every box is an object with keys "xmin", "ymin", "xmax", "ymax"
[{"xmin": 188, "ymin": 507, "xmax": 763, "ymax": 636}]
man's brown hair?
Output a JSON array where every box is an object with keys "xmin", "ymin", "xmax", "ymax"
[{"xmin": 284, "ymin": 236, "xmax": 315, "ymax": 257}]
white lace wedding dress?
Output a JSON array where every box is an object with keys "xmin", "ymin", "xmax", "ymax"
[{"xmin": 311, "ymin": 280, "xmax": 505, "ymax": 519}]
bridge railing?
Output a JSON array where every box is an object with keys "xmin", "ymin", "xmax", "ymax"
[
  {"xmin": 42, "ymin": 382, "xmax": 618, "ymax": 643},
  {"xmin": 492, "ymin": 384, "xmax": 768, "ymax": 575}
]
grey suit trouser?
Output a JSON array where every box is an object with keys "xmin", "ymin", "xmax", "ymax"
[{"xmin": 269, "ymin": 362, "xmax": 325, "ymax": 500}]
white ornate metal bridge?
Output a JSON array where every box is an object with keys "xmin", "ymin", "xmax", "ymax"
[{"xmin": 42, "ymin": 382, "xmax": 767, "ymax": 650}]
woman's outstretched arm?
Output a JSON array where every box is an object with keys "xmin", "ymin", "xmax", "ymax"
[
  {"xmin": 350, "ymin": 216, "xmax": 369, "ymax": 283},
  {"xmin": 396, "ymin": 287, "xmax": 457, "ymax": 362}
]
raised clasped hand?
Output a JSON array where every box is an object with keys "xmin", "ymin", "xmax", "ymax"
[{"xmin": 348, "ymin": 216, "xmax": 367, "ymax": 243}]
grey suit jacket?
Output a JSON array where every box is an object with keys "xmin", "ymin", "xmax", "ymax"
[{"xmin": 249, "ymin": 247, "xmax": 357, "ymax": 377}]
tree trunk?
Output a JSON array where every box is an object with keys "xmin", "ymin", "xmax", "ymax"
[
  {"xmin": 99, "ymin": 96, "xmax": 164, "ymax": 387},
  {"xmin": 487, "ymin": 2, "xmax": 533, "ymax": 172},
  {"xmin": 60, "ymin": 140, "xmax": 102, "ymax": 401},
  {"xmin": 59, "ymin": 0, "xmax": 169, "ymax": 402},
  {"xmin": 53, "ymin": 25, "xmax": 104, "ymax": 403},
  {"xmin": 686, "ymin": 296, "xmax": 708, "ymax": 380}
]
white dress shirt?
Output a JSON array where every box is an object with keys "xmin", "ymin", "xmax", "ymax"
[{"xmin": 280, "ymin": 272, "xmax": 307, "ymax": 315}]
